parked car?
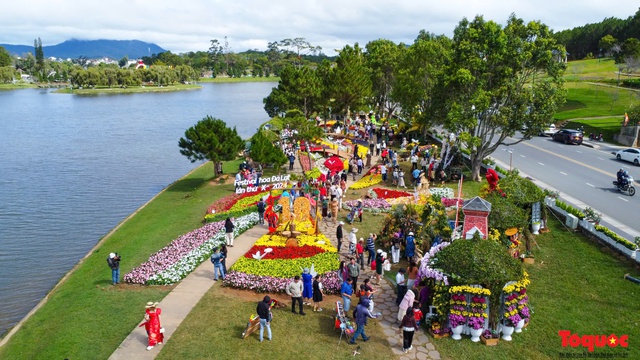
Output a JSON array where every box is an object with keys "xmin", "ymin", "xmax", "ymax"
[
  {"xmin": 539, "ymin": 124, "xmax": 557, "ymax": 136},
  {"xmin": 613, "ymin": 148, "xmax": 640, "ymax": 166},
  {"xmin": 552, "ymin": 129, "xmax": 583, "ymax": 145}
]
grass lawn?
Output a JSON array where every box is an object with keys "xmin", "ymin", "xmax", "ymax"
[
  {"xmin": 0, "ymin": 82, "xmax": 39, "ymax": 90},
  {"xmin": 157, "ymin": 286, "xmax": 392, "ymax": 360},
  {"xmin": 431, "ymin": 216, "xmax": 639, "ymax": 360},
  {"xmin": 53, "ymin": 83, "xmax": 202, "ymax": 94},
  {"xmin": 554, "ymin": 82, "xmax": 637, "ymax": 121},
  {"xmin": 198, "ymin": 76, "xmax": 280, "ymax": 83},
  {"xmin": 564, "ymin": 58, "xmax": 619, "ymax": 82},
  {"xmin": 0, "ymin": 160, "xmax": 241, "ymax": 360}
]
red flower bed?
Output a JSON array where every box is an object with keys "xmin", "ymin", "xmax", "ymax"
[
  {"xmin": 299, "ymin": 154, "xmax": 312, "ymax": 171},
  {"xmin": 373, "ymin": 188, "xmax": 412, "ymax": 199},
  {"xmin": 207, "ymin": 193, "xmax": 242, "ymax": 214},
  {"xmin": 243, "ymin": 245, "xmax": 326, "ymax": 260}
]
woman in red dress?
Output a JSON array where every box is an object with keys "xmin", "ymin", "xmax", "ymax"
[{"xmin": 142, "ymin": 302, "xmax": 163, "ymax": 350}]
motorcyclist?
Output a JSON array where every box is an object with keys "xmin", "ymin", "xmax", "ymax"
[{"xmin": 617, "ymin": 169, "xmax": 629, "ymax": 188}]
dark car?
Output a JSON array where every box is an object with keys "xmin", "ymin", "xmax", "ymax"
[{"xmin": 552, "ymin": 129, "xmax": 583, "ymax": 145}]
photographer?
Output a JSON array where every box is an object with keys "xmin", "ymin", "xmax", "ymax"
[{"xmin": 107, "ymin": 252, "xmax": 121, "ymax": 285}]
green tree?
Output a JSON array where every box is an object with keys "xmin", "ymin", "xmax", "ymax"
[
  {"xmin": 329, "ymin": 44, "xmax": 372, "ymax": 119},
  {"xmin": 0, "ymin": 46, "xmax": 12, "ymax": 67},
  {"xmin": 208, "ymin": 39, "xmax": 224, "ymax": 77},
  {"xmin": 249, "ymin": 129, "xmax": 287, "ymax": 169},
  {"xmin": 599, "ymin": 35, "xmax": 617, "ymax": 56},
  {"xmin": 0, "ymin": 66, "xmax": 17, "ymax": 83},
  {"xmin": 263, "ymin": 64, "xmax": 322, "ymax": 118},
  {"xmin": 34, "ymin": 38, "xmax": 44, "ymax": 80},
  {"xmin": 621, "ymin": 37, "xmax": 640, "ymax": 59},
  {"xmin": 118, "ymin": 56, "xmax": 129, "ymax": 68},
  {"xmin": 178, "ymin": 116, "xmax": 244, "ymax": 176},
  {"xmin": 442, "ymin": 15, "xmax": 566, "ymax": 181},
  {"xmin": 281, "ymin": 109, "xmax": 324, "ymax": 142},
  {"xmin": 365, "ymin": 39, "xmax": 405, "ymax": 117},
  {"xmin": 392, "ymin": 34, "xmax": 451, "ymax": 137}
]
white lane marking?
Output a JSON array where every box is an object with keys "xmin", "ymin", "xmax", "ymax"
[
  {"xmin": 586, "ymin": 183, "xmax": 594, "ymax": 187},
  {"xmin": 560, "ymin": 172, "xmax": 568, "ymax": 175},
  {"xmin": 519, "ymin": 154, "xmax": 526, "ymax": 158},
  {"xmin": 597, "ymin": 157, "xmax": 604, "ymax": 160},
  {"xmin": 617, "ymin": 197, "xmax": 629, "ymax": 202},
  {"xmin": 576, "ymin": 150, "xmax": 582, "ymax": 153},
  {"xmin": 538, "ymin": 162, "xmax": 545, "ymax": 166}
]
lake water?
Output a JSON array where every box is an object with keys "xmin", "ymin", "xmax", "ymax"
[{"xmin": 0, "ymin": 82, "xmax": 275, "ymax": 337}]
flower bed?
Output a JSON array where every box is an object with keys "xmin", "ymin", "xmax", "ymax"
[
  {"xmin": 343, "ymin": 198, "xmax": 392, "ymax": 212},
  {"xmin": 223, "ymin": 231, "xmax": 340, "ymax": 293},
  {"xmin": 372, "ymin": 188, "xmax": 411, "ymax": 199},
  {"xmin": 350, "ymin": 174, "xmax": 382, "ymax": 189},
  {"xmin": 124, "ymin": 212, "xmax": 259, "ymax": 285}
]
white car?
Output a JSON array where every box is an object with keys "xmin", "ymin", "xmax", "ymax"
[
  {"xmin": 539, "ymin": 124, "xmax": 557, "ymax": 137},
  {"xmin": 613, "ymin": 148, "xmax": 640, "ymax": 166}
]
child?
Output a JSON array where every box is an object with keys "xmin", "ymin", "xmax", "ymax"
[{"xmin": 413, "ymin": 301, "xmax": 424, "ymax": 329}]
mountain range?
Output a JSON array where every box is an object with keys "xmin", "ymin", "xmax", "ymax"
[{"xmin": 0, "ymin": 39, "xmax": 166, "ymax": 59}]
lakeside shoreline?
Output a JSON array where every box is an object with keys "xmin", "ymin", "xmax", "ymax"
[{"xmin": 0, "ymin": 161, "xmax": 208, "ymax": 346}]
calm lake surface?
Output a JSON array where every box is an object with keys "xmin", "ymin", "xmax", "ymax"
[{"xmin": 0, "ymin": 82, "xmax": 275, "ymax": 336}]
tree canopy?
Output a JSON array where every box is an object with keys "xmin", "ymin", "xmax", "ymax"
[
  {"xmin": 442, "ymin": 15, "xmax": 566, "ymax": 181},
  {"xmin": 249, "ymin": 129, "xmax": 287, "ymax": 169},
  {"xmin": 178, "ymin": 116, "xmax": 244, "ymax": 175}
]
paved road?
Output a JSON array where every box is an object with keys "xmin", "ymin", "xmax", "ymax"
[{"xmin": 488, "ymin": 136, "xmax": 640, "ymax": 240}]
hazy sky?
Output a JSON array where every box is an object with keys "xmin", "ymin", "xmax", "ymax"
[{"xmin": 1, "ymin": 1, "xmax": 638, "ymax": 55}]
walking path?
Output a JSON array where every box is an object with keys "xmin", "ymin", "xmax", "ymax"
[
  {"xmin": 109, "ymin": 226, "xmax": 268, "ymax": 360},
  {"xmin": 110, "ymin": 145, "xmax": 440, "ymax": 359}
]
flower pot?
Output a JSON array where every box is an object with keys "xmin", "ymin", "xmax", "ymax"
[
  {"xmin": 429, "ymin": 329, "xmax": 449, "ymax": 339},
  {"xmin": 451, "ymin": 324, "xmax": 464, "ymax": 340},
  {"xmin": 522, "ymin": 257, "xmax": 535, "ymax": 264},
  {"xmin": 514, "ymin": 319, "xmax": 525, "ymax": 333},
  {"xmin": 501, "ymin": 324, "xmax": 515, "ymax": 341},
  {"xmin": 531, "ymin": 222, "xmax": 541, "ymax": 235},
  {"xmin": 469, "ymin": 327, "xmax": 483, "ymax": 342},
  {"xmin": 480, "ymin": 336, "xmax": 499, "ymax": 346}
]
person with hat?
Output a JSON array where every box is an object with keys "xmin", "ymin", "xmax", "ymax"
[
  {"xmin": 301, "ymin": 267, "xmax": 313, "ymax": 306},
  {"xmin": 107, "ymin": 252, "xmax": 121, "ymax": 285},
  {"xmin": 405, "ymin": 232, "xmax": 416, "ymax": 262},
  {"xmin": 141, "ymin": 302, "xmax": 163, "ymax": 351},
  {"xmin": 336, "ymin": 221, "xmax": 344, "ymax": 252},
  {"xmin": 348, "ymin": 228, "xmax": 358, "ymax": 257},
  {"xmin": 256, "ymin": 296, "xmax": 272, "ymax": 342}
]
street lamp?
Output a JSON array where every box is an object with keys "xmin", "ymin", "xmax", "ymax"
[{"xmin": 503, "ymin": 148, "xmax": 513, "ymax": 172}]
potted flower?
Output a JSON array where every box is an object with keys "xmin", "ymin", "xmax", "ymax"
[
  {"xmin": 501, "ymin": 293, "xmax": 522, "ymax": 341},
  {"xmin": 429, "ymin": 321, "xmax": 450, "ymax": 339},
  {"xmin": 583, "ymin": 207, "xmax": 601, "ymax": 225},
  {"xmin": 448, "ymin": 286, "xmax": 467, "ymax": 340},
  {"xmin": 531, "ymin": 221, "xmax": 541, "ymax": 235},
  {"xmin": 467, "ymin": 295, "xmax": 488, "ymax": 342},
  {"xmin": 481, "ymin": 329, "xmax": 500, "ymax": 346}
]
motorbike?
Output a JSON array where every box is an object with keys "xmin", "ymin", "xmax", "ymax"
[
  {"xmin": 589, "ymin": 133, "xmax": 604, "ymax": 142},
  {"xmin": 613, "ymin": 175, "xmax": 636, "ymax": 196}
]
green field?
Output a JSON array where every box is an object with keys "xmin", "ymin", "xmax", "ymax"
[
  {"xmin": 563, "ymin": 58, "xmax": 620, "ymax": 81},
  {"xmin": 554, "ymin": 82, "xmax": 637, "ymax": 121}
]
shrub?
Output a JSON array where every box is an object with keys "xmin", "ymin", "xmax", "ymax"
[
  {"xmin": 554, "ymin": 199, "xmax": 585, "ymax": 220},
  {"xmin": 594, "ymin": 225, "xmax": 636, "ymax": 250}
]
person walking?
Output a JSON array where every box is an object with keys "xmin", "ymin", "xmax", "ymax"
[
  {"xmin": 398, "ymin": 169, "xmax": 407, "ymax": 188},
  {"xmin": 395, "ymin": 268, "xmax": 407, "ymax": 305},
  {"xmin": 107, "ymin": 252, "xmax": 121, "ymax": 286},
  {"xmin": 331, "ymin": 198, "xmax": 339, "ymax": 223},
  {"xmin": 397, "ymin": 289, "xmax": 416, "ymax": 323},
  {"xmin": 335, "ymin": 221, "xmax": 345, "ymax": 251},
  {"xmin": 357, "ymin": 157, "xmax": 363, "ymax": 174},
  {"xmin": 224, "ymin": 217, "xmax": 235, "ymax": 247},
  {"xmin": 399, "ymin": 308, "xmax": 417, "ymax": 353},
  {"xmin": 286, "ymin": 276, "xmax": 305, "ymax": 315},
  {"xmin": 256, "ymin": 295, "xmax": 273, "ymax": 342},
  {"xmin": 257, "ymin": 198, "xmax": 266, "ymax": 225},
  {"xmin": 405, "ymin": 232, "xmax": 416, "ymax": 262},
  {"xmin": 347, "ymin": 257, "xmax": 360, "ymax": 291},
  {"xmin": 374, "ymin": 250, "xmax": 384, "ymax": 285},
  {"xmin": 210, "ymin": 247, "xmax": 225, "ymax": 281},
  {"xmin": 380, "ymin": 163, "xmax": 387, "ymax": 182},
  {"xmin": 348, "ymin": 297, "xmax": 378, "ymax": 345},
  {"xmin": 301, "ymin": 268, "xmax": 313, "ymax": 306},
  {"xmin": 220, "ymin": 244, "xmax": 228, "ymax": 274},
  {"xmin": 341, "ymin": 277, "xmax": 354, "ymax": 313},
  {"xmin": 406, "ymin": 261, "xmax": 418, "ymax": 290},
  {"xmin": 312, "ymin": 274, "xmax": 324, "ymax": 312},
  {"xmin": 366, "ymin": 234, "xmax": 376, "ymax": 266},
  {"xmin": 141, "ymin": 302, "xmax": 163, "ymax": 351},
  {"xmin": 348, "ymin": 228, "xmax": 358, "ymax": 256},
  {"xmin": 356, "ymin": 239, "xmax": 365, "ymax": 270},
  {"xmin": 288, "ymin": 153, "xmax": 295, "ymax": 170}
]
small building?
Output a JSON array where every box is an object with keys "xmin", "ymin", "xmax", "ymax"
[{"xmin": 462, "ymin": 196, "xmax": 491, "ymax": 239}]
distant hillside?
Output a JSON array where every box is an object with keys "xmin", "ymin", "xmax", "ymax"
[{"xmin": 0, "ymin": 39, "xmax": 166, "ymax": 59}]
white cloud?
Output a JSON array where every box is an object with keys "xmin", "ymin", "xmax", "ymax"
[{"xmin": 0, "ymin": 0, "xmax": 638, "ymax": 56}]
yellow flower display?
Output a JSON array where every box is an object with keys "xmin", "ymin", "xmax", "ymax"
[
  {"xmin": 254, "ymin": 233, "xmax": 336, "ymax": 252},
  {"xmin": 350, "ymin": 174, "xmax": 382, "ymax": 189}
]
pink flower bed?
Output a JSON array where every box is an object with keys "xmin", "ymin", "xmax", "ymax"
[
  {"xmin": 441, "ymin": 198, "xmax": 464, "ymax": 208},
  {"xmin": 222, "ymin": 270, "xmax": 342, "ymax": 294},
  {"xmin": 344, "ymin": 198, "xmax": 391, "ymax": 210},
  {"xmin": 124, "ymin": 220, "xmax": 225, "ymax": 284}
]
